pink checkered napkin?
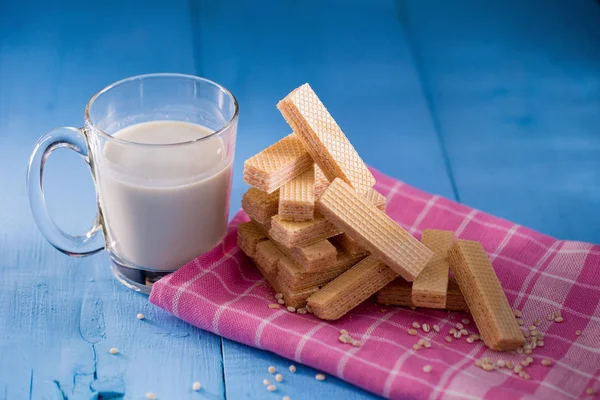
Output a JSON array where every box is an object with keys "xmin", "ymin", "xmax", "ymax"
[{"xmin": 149, "ymin": 167, "xmax": 600, "ymax": 400}]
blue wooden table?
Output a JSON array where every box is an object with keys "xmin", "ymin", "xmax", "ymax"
[{"xmin": 1, "ymin": 1, "xmax": 599, "ymax": 398}]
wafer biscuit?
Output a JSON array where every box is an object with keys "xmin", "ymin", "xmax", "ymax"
[
  {"xmin": 244, "ymin": 133, "xmax": 313, "ymax": 193},
  {"xmin": 271, "ymin": 238, "xmax": 337, "ymax": 272},
  {"xmin": 361, "ymin": 188, "xmax": 387, "ymax": 212},
  {"xmin": 446, "ymin": 278, "xmax": 470, "ymax": 312},
  {"xmin": 255, "ymin": 241, "xmax": 285, "ymax": 276},
  {"xmin": 237, "ymin": 221, "xmax": 269, "ymax": 258},
  {"xmin": 412, "ymin": 230, "xmax": 454, "ymax": 308},
  {"xmin": 279, "ymin": 165, "xmax": 315, "ymax": 221},
  {"xmin": 375, "ymin": 278, "xmax": 413, "ymax": 307},
  {"xmin": 269, "ymin": 214, "xmax": 341, "ymax": 248},
  {"xmin": 252, "ymin": 241, "xmax": 318, "ymax": 307},
  {"xmin": 253, "ymin": 252, "xmax": 281, "ymax": 293},
  {"xmin": 277, "ymin": 84, "xmax": 375, "ymax": 190},
  {"xmin": 277, "ymin": 280, "xmax": 319, "ymax": 308},
  {"xmin": 330, "ymin": 234, "xmax": 369, "ymax": 257},
  {"xmin": 376, "ymin": 277, "xmax": 469, "ymax": 312},
  {"xmin": 448, "ymin": 240, "xmax": 524, "ymax": 351},
  {"xmin": 316, "ymin": 178, "xmax": 433, "ymax": 281},
  {"xmin": 314, "ymin": 165, "xmax": 330, "ymax": 199},
  {"xmin": 241, "ymin": 188, "xmax": 279, "ymax": 224},
  {"xmin": 315, "ymin": 170, "xmax": 387, "ymax": 212},
  {"xmin": 307, "ymin": 256, "xmax": 398, "ymax": 320},
  {"xmin": 277, "ymin": 251, "xmax": 366, "ymax": 292},
  {"xmin": 251, "ymin": 218, "xmax": 271, "ymax": 235}
]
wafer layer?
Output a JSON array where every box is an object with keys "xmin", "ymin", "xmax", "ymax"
[
  {"xmin": 316, "ymin": 179, "xmax": 433, "ymax": 281},
  {"xmin": 376, "ymin": 277, "xmax": 469, "ymax": 312},
  {"xmin": 241, "ymin": 188, "xmax": 279, "ymax": 224},
  {"xmin": 412, "ymin": 230, "xmax": 454, "ymax": 308},
  {"xmin": 279, "ymin": 165, "xmax": 315, "ymax": 221},
  {"xmin": 244, "ymin": 133, "xmax": 313, "ymax": 193},
  {"xmin": 307, "ymin": 256, "xmax": 398, "ymax": 320},
  {"xmin": 269, "ymin": 214, "xmax": 341, "ymax": 248},
  {"xmin": 277, "ymin": 84, "xmax": 375, "ymax": 190},
  {"xmin": 277, "ymin": 251, "xmax": 366, "ymax": 292},
  {"xmin": 237, "ymin": 222, "xmax": 269, "ymax": 258},
  {"xmin": 448, "ymin": 240, "xmax": 524, "ymax": 351}
]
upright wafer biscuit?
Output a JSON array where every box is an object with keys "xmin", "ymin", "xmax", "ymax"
[
  {"xmin": 241, "ymin": 188, "xmax": 279, "ymax": 224},
  {"xmin": 412, "ymin": 230, "xmax": 454, "ymax": 308},
  {"xmin": 316, "ymin": 179, "xmax": 433, "ymax": 281},
  {"xmin": 307, "ymin": 256, "xmax": 398, "ymax": 320},
  {"xmin": 244, "ymin": 133, "xmax": 313, "ymax": 193},
  {"xmin": 237, "ymin": 221, "xmax": 269, "ymax": 258},
  {"xmin": 270, "ymin": 214, "xmax": 341, "ymax": 248},
  {"xmin": 448, "ymin": 240, "xmax": 524, "ymax": 351},
  {"xmin": 279, "ymin": 165, "xmax": 315, "ymax": 221},
  {"xmin": 277, "ymin": 251, "xmax": 366, "ymax": 292},
  {"xmin": 277, "ymin": 84, "xmax": 375, "ymax": 190},
  {"xmin": 376, "ymin": 277, "xmax": 469, "ymax": 312}
]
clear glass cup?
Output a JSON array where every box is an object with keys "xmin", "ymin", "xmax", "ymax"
[{"xmin": 27, "ymin": 73, "xmax": 238, "ymax": 294}]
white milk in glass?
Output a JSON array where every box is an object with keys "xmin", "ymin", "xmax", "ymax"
[{"xmin": 96, "ymin": 120, "xmax": 232, "ymax": 271}]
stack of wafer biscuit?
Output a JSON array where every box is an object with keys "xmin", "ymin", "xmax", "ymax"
[{"xmin": 239, "ymin": 83, "xmax": 523, "ymax": 351}]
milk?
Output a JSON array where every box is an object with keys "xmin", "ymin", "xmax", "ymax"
[{"xmin": 96, "ymin": 120, "xmax": 232, "ymax": 271}]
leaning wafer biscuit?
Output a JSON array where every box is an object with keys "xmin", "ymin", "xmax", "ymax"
[
  {"xmin": 412, "ymin": 230, "xmax": 454, "ymax": 308},
  {"xmin": 316, "ymin": 179, "xmax": 433, "ymax": 281},
  {"xmin": 277, "ymin": 251, "xmax": 366, "ymax": 292},
  {"xmin": 255, "ymin": 241, "xmax": 285, "ymax": 276},
  {"xmin": 277, "ymin": 84, "xmax": 375, "ymax": 190},
  {"xmin": 448, "ymin": 240, "xmax": 524, "ymax": 351},
  {"xmin": 237, "ymin": 222, "xmax": 269, "ymax": 258},
  {"xmin": 270, "ymin": 214, "xmax": 341, "ymax": 248},
  {"xmin": 244, "ymin": 133, "xmax": 313, "ymax": 193},
  {"xmin": 241, "ymin": 188, "xmax": 279, "ymax": 224},
  {"xmin": 279, "ymin": 165, "xmax": 315, "ymax": 221},
  {"xmin": 307, "ymin": 256, "xmax": 398, "ymax": 320}
]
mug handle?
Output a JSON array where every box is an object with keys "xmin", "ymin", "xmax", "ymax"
[{"xmin": 27, "ymin": 127, "xmax": 105, "ymax": 256}]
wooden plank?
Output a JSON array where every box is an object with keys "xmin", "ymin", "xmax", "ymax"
[
  {"xmin": 0, "ymin": 1, "xmax": 225, "ymax": 398},
  {"xmin": 401, "ymin": 0, "xmax": 600, "ymax": 243},
  {"xmin": 194, "ymin": 0, "xmax": 454, "ymax": 398}
]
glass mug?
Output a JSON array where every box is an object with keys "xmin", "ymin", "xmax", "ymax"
[{"xmin": 27, "ymin": 74, "xmax": 238, "ymax": 294}]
